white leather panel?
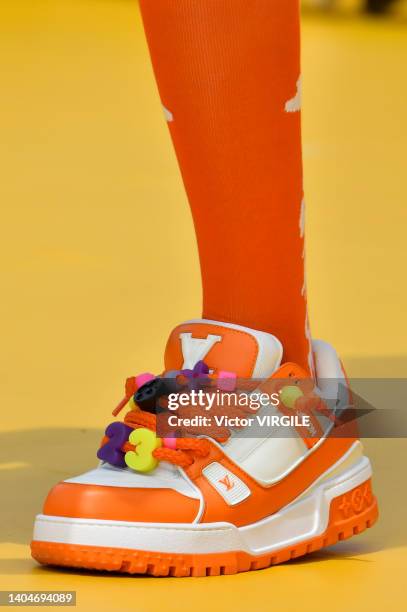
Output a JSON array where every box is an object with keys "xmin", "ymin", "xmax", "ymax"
[
  {"xmin": 221, "ymin": 339, "xmax": 348, "ymax": 484},
  {"xmin": 223, "ymin": 434, "xmax": 306, "ymax": 485},
  {"xmin": 64, "ymin": 462, "xmax": 200, "ymax": 500}
]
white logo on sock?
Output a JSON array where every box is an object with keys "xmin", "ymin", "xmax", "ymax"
[
  {"xmin": 162, "ymin": 104, "xmax": 173, "ymax": 122},
  {"xmin": 299, "ymin": 197, "xmax": 305, "ymax": 239},
  {"xmin": 180, "ymin": 333, "xmax": 222, "ymax": 369},
  {"xmin": 285, "ymin": 76, "xmax": 302, "ymax": 113}
]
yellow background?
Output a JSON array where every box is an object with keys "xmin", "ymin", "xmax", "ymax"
[{"xmin": 0, "ymin": 1, "xmax": 406, "ymax": 610}]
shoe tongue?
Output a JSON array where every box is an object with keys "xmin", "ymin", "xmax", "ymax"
[{"xmin": 164, "ymin": 319, "xmax": 283, "ymax": 378}]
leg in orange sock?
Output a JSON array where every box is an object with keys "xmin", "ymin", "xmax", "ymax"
[{"xmin": 139, "ymin": 0, "xmax": 312, "ymax": 373}]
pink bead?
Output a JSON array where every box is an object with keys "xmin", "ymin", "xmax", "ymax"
[
  {"xmin": 163, "ymin": 437, "xmax": 177, "ymax": 450},
  {"xmin": 136, "ymin": 372, "xmax": 156, "ymax": 388},
  {"xmin": 217, "ymin": 371, "xmax": 237, "ymax": 391}
]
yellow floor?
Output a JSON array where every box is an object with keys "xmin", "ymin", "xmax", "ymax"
[{"xmin": 1, "ymin": 1, "xmax": 406, "ymax": 610}]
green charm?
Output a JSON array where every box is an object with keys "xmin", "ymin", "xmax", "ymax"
[{"xmin": 279, "ymin": 385, "xmax": 304, "ymax": 409}]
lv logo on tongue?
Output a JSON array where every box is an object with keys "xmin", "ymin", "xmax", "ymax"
[{"xmin": 180, "ymin": 332, "xmax": 222, "ymax": 369}]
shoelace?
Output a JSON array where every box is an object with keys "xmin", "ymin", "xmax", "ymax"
[
  {"xmin": 99, "ymin": 368, "xmax": 340, "ymax": 470},
  {"xmin": 123, "ymin": 409, "xmax": 211, "ymax": 468},
  {"xmin": 101, "ymin": 401, "xmax": 257, "ymax": 468},
  {"xmin": 100, "ymin": 362, "xmax": 246, "ymax": 469}
]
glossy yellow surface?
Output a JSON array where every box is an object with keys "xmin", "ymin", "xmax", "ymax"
[
  {"xmin": 0, "ymin": 1, "xmax": 406, "ymax": 609},
  {"xmin": 125, "ymin": 428, "xmax": 161, "ymax": 473}
]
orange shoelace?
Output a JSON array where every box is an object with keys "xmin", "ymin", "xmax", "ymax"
[
  {"xmin": 100, "ymin": 408, "xmax": 212, "ymax": 468},
  {"xmin": 100, "ymin": 372, "xmax": 340, "ymax": 469}
]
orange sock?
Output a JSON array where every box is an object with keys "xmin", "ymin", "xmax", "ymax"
[{"xmin": 139, "ymin": 0, "xmax": 312, "ymax": 373}]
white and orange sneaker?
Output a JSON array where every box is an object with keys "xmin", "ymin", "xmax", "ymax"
[{"xmin": 31, "ymin": 320, "xmax": 378, "ymax": 576}]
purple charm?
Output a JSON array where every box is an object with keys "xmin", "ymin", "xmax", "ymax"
[
  {"xmin": 181, "ymin": 360, "xmax": 209, "ymax": 379},
  {"xmin": 97, "ymin": 422, "xmax": 133, "ymax": 468},
  {"xmin": 181, "ymin": 360, "xmax": 210, "ymax": 391}
]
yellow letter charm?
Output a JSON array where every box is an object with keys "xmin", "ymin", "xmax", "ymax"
[{"xmin": 124, "ymin": 428, "xmax": 162, "ymax": 473}]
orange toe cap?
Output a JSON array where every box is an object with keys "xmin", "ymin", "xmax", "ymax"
[{"xmin": 43, "ymin": 482, "xmax": 199, "ymax": 523}]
